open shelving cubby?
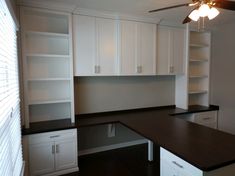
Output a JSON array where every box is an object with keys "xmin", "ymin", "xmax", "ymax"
[
  {"xmin": 188, "ymin": 30, "xmax": 211, "ymax": 107},
  {"xmin": 20, "ymin": 7, "xmax": 74, "ymax": 128}
]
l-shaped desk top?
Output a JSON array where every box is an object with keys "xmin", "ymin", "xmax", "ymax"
[{"xmin": 22, "ymin": 105, "xmax": 235, "ymax": 172}]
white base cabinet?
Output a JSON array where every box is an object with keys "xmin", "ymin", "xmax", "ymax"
[
  {"xmin": 161, "ymin": 147, "xmax": 235, "ymax": 176},
  {"xmin": 26, "ymin": 129, "xmax": 78, "ymax": 176},
  {"xmin": 181, "ymin": 111, "xmax": 218, "ymax": 129},
  {"xmin": 192, "ymin": 111, "xmax": 217, "ymax": 129}
]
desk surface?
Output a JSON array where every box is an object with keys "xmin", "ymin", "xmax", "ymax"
[
  {"xmin": 23, "ymin": 105, "xmax": 235, "ymax": 172},
  {"xmin": 77, "ymin": 105, "xmax": 235, "ymax": 172}
]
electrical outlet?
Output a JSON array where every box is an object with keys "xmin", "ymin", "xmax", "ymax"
[{"xmin": 108, "ymin": 124, "xmax": 116, "ymax": 137}]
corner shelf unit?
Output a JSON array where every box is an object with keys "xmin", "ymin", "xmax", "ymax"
[
  {"xmin": 20, "ymin": 7, "xmax": 74, "ymax": 128},
  {"xmin": 188, "ymin": 30, "xmax": 211, "ymax": 107}
]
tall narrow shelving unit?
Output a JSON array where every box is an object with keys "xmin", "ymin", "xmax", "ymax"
[
  {"xmin": 188, "ymin": 31, "xmax": 211, "ymax": 106},
  {"xmin": 20, "ymin": 7, "xmax": 74, "ymax": 128}
]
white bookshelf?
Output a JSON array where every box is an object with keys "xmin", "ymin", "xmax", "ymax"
[
  {"xmin": 188, "ymin": 31, "xmax": 211, "ymax": 106},
  {"xmin": 20, "ymin": 7, "xmax": 74, "ymax": 128}
]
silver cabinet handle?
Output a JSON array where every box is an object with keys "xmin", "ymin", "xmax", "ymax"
[
  {"xmin": 50, "ymin": 135, "xmax": 60, "ymax": 138},
  {"xmin": 170, "ymin": 66, "xmax": 174, "ymax": 73},
  {"xmin": 172, "ymin": 161, "xmax": 184, "ymax": 169},
  {"xmin": 94, "ymin": 65, "xmax": 101, "ymax": 74},
  {"xmin": 137, "ymin": 66, "xmax": 142, "ymax": 73},
  {"xmin": 56, "ymin": 144, "xmax": 59, "ymax": 153},
  {"xmin": 52, "ymin": 145, "xmax": 55, "ymax": 154}
]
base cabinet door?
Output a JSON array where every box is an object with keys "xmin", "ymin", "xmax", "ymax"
[
  {"xmin": 55, "ymin": 139, "xmax": 78, "ymax": 171},
  {"xmin": 29, "ymin": 142, "xmax": 55, "ymax": 176},
  {"xmin": 27, "ymin": 129, "xmax": 78, "ymax": 176}
]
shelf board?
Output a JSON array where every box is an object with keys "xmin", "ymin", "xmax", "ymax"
[
  {"xmin": 189, "ymin": 75, "xmax": 208, "ymax": 79},
  {"xmin": 27, "ymin": 78, "xmax": 71, "ymax": 81},
  {"xmin": 188, "ymin": 90, "xmax": 208, "ymax": 94},
  {"xmin": 29, "ymin": 99, "xmax": 71, "ymax": 105},
  {"xmin": 26, "ymin": 31, "xmax": 69, "ymax": 38},
  {"xmin": 190, "ymin": 59, "xmax": 208, "ymax": 62},
  {"xmin": 190, "ymin": 43, "xmax": 209, "ymax": 48},
  {"xmin": 26, "ymin": 54, "xmax": 70, "ymax": 58}
]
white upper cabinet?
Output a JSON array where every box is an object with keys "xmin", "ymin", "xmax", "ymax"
[
  {"xmin": 73, "ymin": 15, "xmax": 96, "ymax": 76},
  {"xmin": 73, "ymin": 15, "xmax": 118, "ymax": 76},
  {"xmin": 119, "ymin": 20, "xmax": 137, "ymax": 75},
  {"xmin": 96, "ymin": 18, "xmax": 118, "ymax": 75},
  {"xmin": 157, "ymin": 26, "xmax": 186, "ymax": 75},
  {"xmin": 119, "ymin": 20, "xmax": 156, "ymax": 75}
]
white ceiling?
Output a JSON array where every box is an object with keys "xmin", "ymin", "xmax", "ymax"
[{"xmin": 28, "ymin": 0, "xmax": 235, "ymax": 26}]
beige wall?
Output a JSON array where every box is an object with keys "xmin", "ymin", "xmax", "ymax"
[
  {"xmin": 211, "ymin": 22, "xmax": 235, "ymax": 135},
  {"xmin": 75, "ymin": 76, "xmax": 175, "ymax": 114}
]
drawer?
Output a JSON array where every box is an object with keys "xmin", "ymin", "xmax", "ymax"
[
  {"xmin": 193, "ymin": 111, "xmax": 217, "ymax": 124},
  {"xmin": 28, "ymin": 129, "xmax": 77, "ymax": 145},
  {"xmin": 160, "ymin": 147, "xmax": 203, "ymax": 176}
]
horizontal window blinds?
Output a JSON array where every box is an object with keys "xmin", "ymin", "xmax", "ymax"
[{"xmin": 0, "ymin": 0, "xmax": 23, "ymax": 176}]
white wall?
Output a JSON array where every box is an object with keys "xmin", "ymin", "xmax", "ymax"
[{"xmin": 211, "ymin": 22, "xmax": 235, "ymax": 135}]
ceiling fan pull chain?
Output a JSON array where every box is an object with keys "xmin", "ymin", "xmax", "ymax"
[
  {"xmin": 202, "ymin": 17, "xmax": 205, "ymax": 31},
  {"xmin": 197, "ymin": 18, "xmax": 201, "ymax": 32}
]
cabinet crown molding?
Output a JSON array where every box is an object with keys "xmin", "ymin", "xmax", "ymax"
[
  {"xmin": 17, "ymin": 0, "xmax": 161, "ymax": 24},
  {"xmin": 73, "ymin": 8, "xmax": 161, "ymax": 24},
  {"xmin": 17, "ymin": 0, "xmax": 76, "ymax": 12}
]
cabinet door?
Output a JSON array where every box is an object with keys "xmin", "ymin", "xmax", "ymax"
[
  {"xmin": 73, "ymin": 15, "xmax": 96, "ymax": 76},
  {"xmin": 172, "ymin": 28, "xmax": 185, "ymax": 75},
  {"xmin": 55, "ymin": 138, "xmax": 78, "ymax": 171},
  {"xmin": 96, "ymin": 18, "xmax": 118, "ymax": 75},
  {"xmin": 157, "ymin": 26, "xmax": 185, "ymax": 75},
  {"xmin": 119, "ymin": 20, "xmax": 137, "ymax": 75},
  {"xmin": 157, "ymin": 26, "xmax": 171, "ymax": 75},
  {"xmin": 137, "ymin": 22, "xmax": 156, "ymax": 75},
  {"xmin": 29, "ymin": 142, "xmax": 55, "ymax": 176}
]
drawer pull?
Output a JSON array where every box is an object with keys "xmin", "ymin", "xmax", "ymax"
[
  {"xmin": 56, "ymin": 144, "xmax": 59, "ymax": 153},
  {"xmin": 172, "ymin": 161, "xmax": 184, "ymax": 169},
  {"xmin": 50, "ymin": 135, "xmax": 60, "ymax": 138},
  {"xmin": 52, "ymin": 145, "xmax": 55, "ymax": 154},
  {"xmin": 202, "ymin": 117, "xmax": 211, "ymax": 120}
]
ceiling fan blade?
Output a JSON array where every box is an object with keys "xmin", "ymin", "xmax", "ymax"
[
  {"xmin": 182, "ymin": 5, "xmax": 200, "ymax": 24},
  {"xmin": 182, "ymin": 16, "xmax": 192, "ymax": 24},
  {"xmin": 213, "ymin": 0, "xmax": 235, "ymax": 10},
  {"xmin": 149, "ymin": 3, "xmax": 190, "ymax": 13}
]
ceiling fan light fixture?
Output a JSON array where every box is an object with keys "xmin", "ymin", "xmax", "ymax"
[
  {"xmin": 208, "ymin": 7, "xmax": 220, "ymax": 20},
  {"xmin": 198, "ymin": 4, "xmax": 210, "ymax": 17},
  {"xmin": 189, "ymin": 9, "xmax": 200, "ymax": 21}
]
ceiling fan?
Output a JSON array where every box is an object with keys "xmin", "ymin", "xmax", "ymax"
[{"xmin": 149, "ymin": 0, "xmax": 235, "ymax": 24}]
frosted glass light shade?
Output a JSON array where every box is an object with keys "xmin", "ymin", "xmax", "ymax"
[
  {"xmin": 208, "ymin": 7, "xmax": 220, "ymax": 20},
  {"xmin": 189, "ymin": 9, "xmax": 200, "ymax": 21},
  {"xmin": 199, "ymin": 4, "xmax": 210, "ymax": 17}
]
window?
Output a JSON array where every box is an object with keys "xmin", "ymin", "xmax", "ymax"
[{"xmin": 0, "ymin": 0, "xmax": 23, "ymax": 175}]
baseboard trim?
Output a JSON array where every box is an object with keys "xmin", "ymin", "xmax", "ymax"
[
  {"xmin": 42, "ymin": 167, "xmax": 79, "ymax": 176},
  {"xmin": 78, "ymin": 139, "xmax": 148, "ymax": 156}
]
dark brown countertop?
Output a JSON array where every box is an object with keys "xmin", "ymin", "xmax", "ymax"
[
  {"xmin": 22, "ymin": 119, "xmax": 77, "ymax": 135},
  {"xmin": 22, "ymin": 105, "xmax": 235, "ymax": 172}
]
